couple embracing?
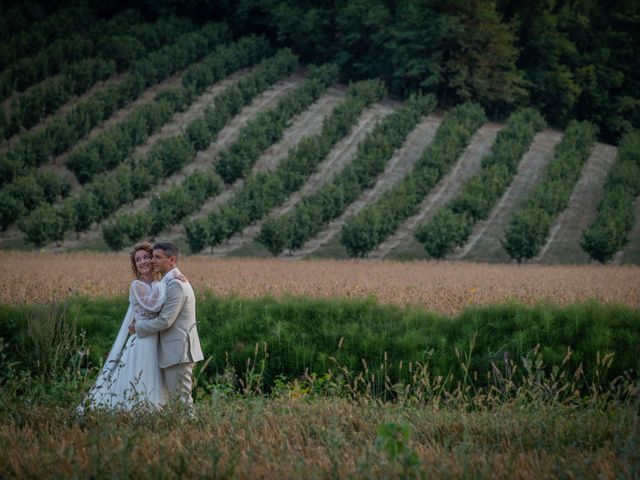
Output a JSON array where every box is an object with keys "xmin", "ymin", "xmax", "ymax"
[{"xmin": 82, "ymin": 241, "xmax": 203, "ymax": 411}]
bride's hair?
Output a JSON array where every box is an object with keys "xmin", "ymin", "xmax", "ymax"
[{"xmin": 130, "ymin": 242, "xmax": 159, "ymax": 280}]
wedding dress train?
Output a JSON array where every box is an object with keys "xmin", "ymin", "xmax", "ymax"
[{"xmin": 81, "ymin": 280, "xmax": 168, "ymax": 411}]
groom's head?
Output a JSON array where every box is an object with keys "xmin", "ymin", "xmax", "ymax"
[{"xmin": 152, "ymin": 242, "xmax": 178, "ymax": 275}]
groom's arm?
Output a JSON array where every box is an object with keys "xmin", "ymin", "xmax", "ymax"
[{"xmin": 135, "ymin": 281, "xmax": 185, "ymax": 338}]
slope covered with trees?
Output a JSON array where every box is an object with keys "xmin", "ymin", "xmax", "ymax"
[{"xmin": 0, "ymin": 1, "xmax": 635, "ymax": 265}]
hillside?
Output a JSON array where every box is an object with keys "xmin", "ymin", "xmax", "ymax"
[{"xmin": 0, "ymin": 10, "xmax": 638, "ymax": 265}]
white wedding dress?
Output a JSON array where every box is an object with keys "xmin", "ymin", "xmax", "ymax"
[{"xmin": 81, "ymin": 280, "xmax": 168, "ymax": 411}]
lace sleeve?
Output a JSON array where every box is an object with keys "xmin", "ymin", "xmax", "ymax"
[{"xmin": 130, "ymin": 281, "xmax": 166, "ymax": 320}]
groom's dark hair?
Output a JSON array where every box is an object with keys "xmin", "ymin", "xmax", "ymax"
[{"xmin": 153, "ymin": 241, "xmax": 179, "ymax": 261}]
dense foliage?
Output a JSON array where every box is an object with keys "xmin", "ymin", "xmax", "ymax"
[
  {"xmin": 149, "ymin": 0, "xmax": 640, "ymax": 143},
  {"xmin": 1, "ymin": 295, "xmax": 638, "ymax": 392},
  {"xmin": 581, "ymin": 130, "xmax": 640, "ymax": 262},
  {"xmin": 0, "ymin": 14, "xmax": 197, "ymax": 140},
  {"xmin": 340, "ymin": 103, "xmax": 486, "ymax": 257},
  {"xmin": 257, "ymin": 94, "xmax": 436, "ymax": 255},
  {"xmin": 503, "ymin": 120, "xmax": 598, "ymax": 262},
  {"xmin": 185, "ymin": 78, "xmax": 387, "ymax": 253},
  {"xmin": 0, "ymin": 3, "xmax": 95, "ymax": 70},
  {"xmin": 415, "ymin": 108, "xmax": 546, "ymax": 258}
]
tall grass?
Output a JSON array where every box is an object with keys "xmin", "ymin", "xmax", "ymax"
[
  {"xmin": 1, "ymin": 295, "xmax": 638, "ymax": 396},
  {"xmin": 0, "ymin": 297, "xmax": 638, "ymax": 478}
]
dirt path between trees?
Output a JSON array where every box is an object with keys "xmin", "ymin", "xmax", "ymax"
[
  {"xmin": 536, "ymin": 143, "xmax": 618, "ymax": 264},
  {"xmin": 162, "ymin": 84, "xmax": 346, "ymax": 241},
  {"xmin": 452, "ymin": 129, "xmax": 563, "ymax": 262},
  {"xmin": 209, "ymin": 102, "xmax": 395, "ymax": 257},
  {"xmin": 284, "ymin": 110, "xmax": 440, "ymax": 259},
  {"xmin": 375, "ymin": 123, "xmax": 501, "ymax": 259}
]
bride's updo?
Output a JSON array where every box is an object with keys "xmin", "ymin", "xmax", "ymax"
[{"xmin": 130, "ymin": 242, "xmax": 159, "ymax": 280}]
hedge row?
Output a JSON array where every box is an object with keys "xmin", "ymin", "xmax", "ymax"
[
  {"xmin": 0, "ymin": 22, "xmax": 231, "ymax": 189},
  {"xmin": 65, "ymin": 36, "xmax": 272, "ymax": 184},
  {"xmin": 0, "ymin": 16, "xmax": 196, "ymax": 139},
  {"xmin": 214, "ymin": 64, "xmax": 339, "ymax": 184},
  {"xmin": 102, "ymin": 61, "xmax": 335, "ymax": 250},
  {"xmin": 185, "ymin": 79, "xmax": 387, "ymax": 253},
  {"xmin": 2, "ymin": 295, "xmax": 638, "ymax": 392},
  {"xmin": 340, "ymin": 103, "xmax": 486, "ymax": 257},
  {"xmin": 0, "ymin": 3, "xmax": 95, "ymax": 70},
  {"xmin": 256, "ymin": 93, "xmax": 436, "ymax": 255},
  {"xmin": 102, "ymin": 170, "xmax": 225, "ymax": 250},
  {"xmin": 503, "ymin": 120, "xmax": 598, "ymax": 262},
  {"xmin": 415, "ymin": 108, "xmax": 546, "ymax": 258},
  {"xmin": 1, "ymin": 58, "xmax": 118, "ymax": 139},
  {"xmin": 581, "ymin": 130, "xmax": 640, "ymax": 262},
  {"xmin": 16, "ymin": 49, "xmax": 299, "ymax": 247}
]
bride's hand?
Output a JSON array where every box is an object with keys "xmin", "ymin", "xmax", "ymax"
[{"xmin": 176, "ymin": 272, "xmax": 188, "ymax": 283}]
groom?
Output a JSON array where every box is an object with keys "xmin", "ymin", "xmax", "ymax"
[{"xmin": 129, "ymin": 241, "xmax": 204, "ymax": 407}]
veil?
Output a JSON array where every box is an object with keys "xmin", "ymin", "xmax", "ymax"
[
  {"xmin": 77, "ymin": 305, "xmax": 134, "ymax": 413},
  {"xmin": 94, "ymin": 305, "xmax": 134, "ymax": 387}
]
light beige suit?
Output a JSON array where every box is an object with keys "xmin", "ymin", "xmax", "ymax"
[{"xmin": 136, "ymin": 269, "xmax": 203, "ymax": 404}]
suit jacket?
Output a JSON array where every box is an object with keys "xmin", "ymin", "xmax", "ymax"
[{"xmin": 135, "ymin": 271, "xmax": 204, "ymax": 369}]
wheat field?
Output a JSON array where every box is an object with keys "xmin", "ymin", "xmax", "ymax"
[{"xmin": 3, "ymin": 251, "xmax": 638, "ymax": 315}]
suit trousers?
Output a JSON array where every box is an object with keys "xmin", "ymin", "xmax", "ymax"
[{"xmin": 163, "ymin": 362, "xmax": 195, "ymax": 407}]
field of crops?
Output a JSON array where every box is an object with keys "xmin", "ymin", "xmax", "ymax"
[{"xmin": 2, "ymin": 251, "xmax": 639, "ymax": 315}]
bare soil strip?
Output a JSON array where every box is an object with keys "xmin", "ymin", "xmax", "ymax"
[
  {"xmin": 284, "ymin": 111, "xmax": 440, "ymax": 259},
  {"xmin": 251, "ymin": 86, "xmax": 347, "ymax": 172},
  {"xmin": 2, "ymin": 252, "xmax": 638, "ymax": 316},
  {"xmin": 452, "ymin": 129, "xmax": 563, "ymax": 262},
  {"xmin": 162, "ymin": 85, "xmax": 347, "ymax": 240},
  {"xmin": 210, "ymin": 102, "xmax": 395, "ymax": 257},
  {"xmin": 535, "ymin": 143, "xmax": 618, "ymax": 264},
  {"xmin": 616, "ymin": 195, "xmax": 640, "ymax": 265},
  {"xmin": 374, "ymin": 123, "xmax": 501, "ymax": 259}
]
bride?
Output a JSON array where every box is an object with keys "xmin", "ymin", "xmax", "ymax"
[{"xmin": 80, "ymin": 243, "xmax": 184, "ymax": 411}]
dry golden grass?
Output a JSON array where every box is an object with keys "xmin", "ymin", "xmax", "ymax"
[
  {"xmin": 0, "ymin": 398, "xmax": 635, "ymax": 479},
  {"xmin": 2, "ymin": 251, "xmax": 639, "ymax": 315}
]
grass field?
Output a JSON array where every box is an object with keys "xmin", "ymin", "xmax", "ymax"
[{"xmin": 1, "ymin": 251, "xmax": 639, "ymax": 478}]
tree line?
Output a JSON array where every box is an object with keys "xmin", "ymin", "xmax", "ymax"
[
  {"xmin": 92, "ymin": 0, "xmax": 638, "ymax": 144},
  {"xmin": 416, "ymin": 108, "xmax": 546, "ymax": 259},
  {"xmin": 581, "ymin": 131, "xmax": 640, "ymax": 263}
]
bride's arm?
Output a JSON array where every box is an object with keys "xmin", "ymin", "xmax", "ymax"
[
  {"xmin": 130, "ymin": 281, "xmax": 166, "ymax": 315},
  {"xmin": 135, "ymin": 281, "xmax": 184, "ymax": 338}
]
